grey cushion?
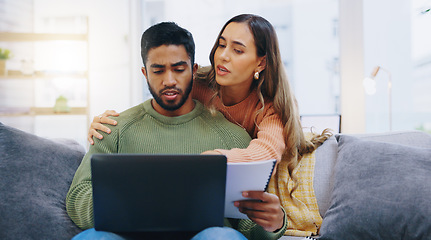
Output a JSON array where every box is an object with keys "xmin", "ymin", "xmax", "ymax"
[
  {"xmin": 319, "ymin": 135, "xmax": 431, "ymax": 240},
  {"xmin": 0, "ymin": 122, "xmax": 84, "ymax": 240},
  {"xmin": 354, "ymin": 130, "xmax": 431, "ymax": 148}
]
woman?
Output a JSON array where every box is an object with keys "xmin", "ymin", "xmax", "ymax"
[{"xmin": 89, "ymin": 14, "xmax": 330, "ymax": 237}]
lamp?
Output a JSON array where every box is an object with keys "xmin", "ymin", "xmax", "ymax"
[{"xmin": 363, "ymin": 66, "xmax": 392, "ymax": 131}]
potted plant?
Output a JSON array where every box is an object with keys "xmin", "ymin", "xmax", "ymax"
[{"xmin": 0, "ymin": 48, "xmax": 12, "ymax": 76}]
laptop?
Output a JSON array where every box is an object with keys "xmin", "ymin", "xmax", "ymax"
[{"xmin": 91, "ymin": 153, "xmax": 227, "ymax": 235}]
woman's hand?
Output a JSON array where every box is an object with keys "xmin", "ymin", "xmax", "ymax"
[
  {"xmin": 201, "ymin": 150, "xmax": 222, "ymax": 155},
  {"xmin": 234, "ymin": 191, "xmax": 285, "ymax": 232},
  {"xmin": 88, "ymin": 110, "xmax": 119, "ymax": 145}
]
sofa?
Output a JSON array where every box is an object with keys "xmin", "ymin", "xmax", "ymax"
[{"xmin": 1, "ymin": 121, "xmax": 431, "ymax": 240}]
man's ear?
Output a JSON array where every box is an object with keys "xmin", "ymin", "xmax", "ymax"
[
  {"xmin": 192, "ymin": 63, "xmax": 198, "ymax": 74},
  {"xmin": 192, "ymin": 63, "xmax": 198, "ymax": 78},
  {"xmin": 141, "ymin": 67, "xmax": 148, "ymax": 79}
]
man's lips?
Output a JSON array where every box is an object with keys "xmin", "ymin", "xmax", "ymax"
[
  {"xmin": 217, "ymin": 65, "xmax": 230, "ymax": 76},
  {"xmin": 162, "ymin": 90, "xmax": 179, "ymax": 101}
]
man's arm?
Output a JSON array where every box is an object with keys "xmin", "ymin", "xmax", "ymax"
[
  {"xmin": 230, "ymin": 191, "xmax": 288, "ymax": 240},
  {"xmin": 66, "ymin": 127, "xmax": 119, "ymax": 229}
]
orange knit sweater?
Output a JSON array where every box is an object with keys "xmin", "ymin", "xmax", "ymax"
[{"xmin": 192, "ymin": 81, "xmax": 285, "ymax": 163}]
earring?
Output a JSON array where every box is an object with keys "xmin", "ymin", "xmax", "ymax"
[{"xmin": 254, "ymin": 71, "xmax": 259, "ymax": 80}]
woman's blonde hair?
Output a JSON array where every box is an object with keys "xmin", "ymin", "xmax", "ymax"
[{"xmin": 197, "ymin": 14, "xmax": 331, "ymax": 180}]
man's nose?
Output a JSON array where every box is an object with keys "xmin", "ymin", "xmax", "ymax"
[{"xmin": 163, "ymin": 71, "xmax": 177, "ymax": 86}]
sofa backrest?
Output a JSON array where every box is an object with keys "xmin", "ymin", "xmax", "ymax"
[{"xmin": 313, "ymin": 130, "xmax": 431, "ymax": 217}]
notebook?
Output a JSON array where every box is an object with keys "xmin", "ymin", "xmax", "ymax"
[
  {"xmin": 91, "ymin": 153, "xmax": 227, "ymax": 234},
  {"xmin": 224, "ymin": 158, "xmax": 276, "ymax": 219}
]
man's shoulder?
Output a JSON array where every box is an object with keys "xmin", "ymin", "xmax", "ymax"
[
  {"xmin": 105, "ymin": 102, "xmax": 148, "ymax": 133},
  {"xmin": 112, "ymin": 102, "xmax": 147, "ymax": 122}
]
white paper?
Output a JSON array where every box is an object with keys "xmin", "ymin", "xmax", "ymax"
[{"xmin": 224, "ymin": 159, "xmax": 276, "ymax": 219}]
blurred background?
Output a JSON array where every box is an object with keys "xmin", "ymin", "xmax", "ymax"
[{"xmin": 0, "ymin": 0, "xmax": 430, "ymax": 149}]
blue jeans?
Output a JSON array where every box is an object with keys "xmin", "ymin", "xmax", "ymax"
[
  {"xmin": 73, "ymin": 227, "xmax": 247, "ymax": 240},
  {"xmin": 191, "ymin": 227, "xmax": 247, "ymax": 240}
]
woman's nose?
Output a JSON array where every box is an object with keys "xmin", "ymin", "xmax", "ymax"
[{"xmin": 218, "ymin": 48, "xmax": 230, "ymax": 62}]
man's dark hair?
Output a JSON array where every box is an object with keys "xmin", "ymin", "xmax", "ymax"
[{"xmin": 141, "ymin": 22, "xmax": 195, "ymax": 67}]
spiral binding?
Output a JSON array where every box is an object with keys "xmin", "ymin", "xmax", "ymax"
[{"xmin": 263, "ymin": 159, "xmax": 276, "ymax": 191}]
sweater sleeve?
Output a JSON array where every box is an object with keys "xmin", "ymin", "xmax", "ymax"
[
  {"xmin": 214, "ymin": 110, "xmax": 285, "ymax": 164},
  {"xmin": 65, "ymin": 127, "xmax": 119, "ymax": 229},
  {"xmin": 225, "ymin": 207, "xmax": 288, "ymax": 240}
]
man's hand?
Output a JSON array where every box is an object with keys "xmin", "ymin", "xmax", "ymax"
[
  {"xmin": 234, "ymin": 191, "xmax": 284, "ymax": 232},
  {"xmin": 88, "ymin": 110, "xmax": 119, "ymax": 145}
]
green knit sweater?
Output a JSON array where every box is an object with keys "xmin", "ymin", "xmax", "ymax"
[{"xmin": 66, "ymin": 99, "xmax": 287, "ymax": 239}]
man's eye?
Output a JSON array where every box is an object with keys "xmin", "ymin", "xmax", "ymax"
[
  {"xmin": 175, "ymin": 69, "xmax": 185, "ymax": 72},
  {"xmin": 153, "ymin": 70, "xmax": 163, "ymax": 74}
]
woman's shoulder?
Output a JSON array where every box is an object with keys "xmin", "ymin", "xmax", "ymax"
[
  {"xmin": 249, "ymin": 89, "xmax": 277, "ymax": 113},
  {"xmin": 192, "ymin": 79, "xmax": 214, "ymax": 105}
]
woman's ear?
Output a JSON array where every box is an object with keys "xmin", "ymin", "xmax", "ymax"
[{"xmin": 257, "ymin": 56, "xmax": 267, "ymax": 72}]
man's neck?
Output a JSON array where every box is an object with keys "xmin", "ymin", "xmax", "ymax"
[{"xmin": 151, "ymin": 98, "xmax": 196, "ymax": 117}]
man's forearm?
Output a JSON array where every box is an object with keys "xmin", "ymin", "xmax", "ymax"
[{"xmin": 66, "ymin": 181, "xmax": 94, "ymax": 229}]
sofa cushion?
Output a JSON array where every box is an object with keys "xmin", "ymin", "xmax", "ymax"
[
  {"xmin": 0, "ymin": 122, "xmax": 84, "ymax": 240},
  {"xmin": 313, "ymin": 135, "xmax": 338, "ymax": 217},
  {"xmin": 319, "ymin": 135, "xmax": 431, "ymax": 240}
]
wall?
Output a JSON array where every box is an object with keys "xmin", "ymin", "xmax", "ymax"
[
  {"xmin": 32, "ymin": 0, "xmax": 140, "ymax": 147},
  {"xmin": 363, "ymin": 0, "xmax": 412, "ymax": 133}
]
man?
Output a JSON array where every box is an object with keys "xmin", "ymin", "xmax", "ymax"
[{"xmin": 66, "ymin": 22, "xmax": 287, "ymax": 240}]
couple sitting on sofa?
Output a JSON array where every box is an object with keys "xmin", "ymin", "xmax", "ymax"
[{"xmin": 67, "ymin": 16, "xmax": 314, "ymax": 239}]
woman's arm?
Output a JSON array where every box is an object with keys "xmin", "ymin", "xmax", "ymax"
[
  {"xmin": 88, "ymin": 108, "xmax": 285, "ymax": 165},
  {"xmin": 214, "ymin": 111, "xmax": 285, "ymax": 163}
]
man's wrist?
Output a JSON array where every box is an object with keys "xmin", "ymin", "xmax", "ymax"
[{"xmin": 272, "ymin": 206, "xmax": 287, "ymax": 233}]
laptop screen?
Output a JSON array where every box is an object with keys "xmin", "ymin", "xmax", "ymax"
[{"xmin": 91, "ymin": 154, "xmax": 227, "ymax": 233}]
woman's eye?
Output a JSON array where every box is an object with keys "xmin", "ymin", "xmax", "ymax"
[
  {"xmin": 234, "ymin": 49, "xmax": 243, "ymax": 54},
  {"xmin": 218, "ymin": 44, "xmax": 226, "ymax": 48}
]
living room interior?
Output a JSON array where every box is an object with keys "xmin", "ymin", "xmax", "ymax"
[
  {"xmin": 1, "ymin": 0, "xmax": 430, "ymax": 149},
  {"xmin": 1, "ymin": 1, "xmax": 431, "ymax": 240}
]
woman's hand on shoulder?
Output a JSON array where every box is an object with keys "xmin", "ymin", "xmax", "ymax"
[{"xmin": 88, "ymin": 110, "xmax": 119, "ymax": 145}]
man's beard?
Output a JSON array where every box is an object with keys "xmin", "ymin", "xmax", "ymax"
[{"xmin": 148, "ymin": 78, "xmax": 193, "ymax": 111}]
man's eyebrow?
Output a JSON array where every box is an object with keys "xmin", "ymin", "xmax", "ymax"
[
  {"xmin": 150, "ymin": 63, "xmax": 165, "ymax": 68},
  {"xmin": 149, "ymin": 61, "xmax": 188, "ymax": 68},
  {"xmin": 171, "ymin": 61, "xmax": 188, "ymax": 67},
  {"xmin": 219, "ymin": 36, "xmax": 246, "ymax": 48}
]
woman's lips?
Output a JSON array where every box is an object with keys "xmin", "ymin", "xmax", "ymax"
[{"xmin": 216, "ymin": 65, "xmax": 230, "ymax": 76}]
